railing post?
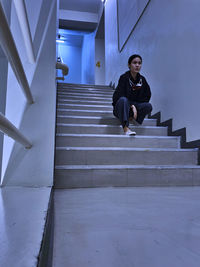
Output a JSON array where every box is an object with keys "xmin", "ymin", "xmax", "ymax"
[
  {"xmin": 0, "ymin": 3, "xmax": 34, "ymax": 104},
  {"xmin": 0, "ymin": 113, "xmax": 32, "ymax": 149}
]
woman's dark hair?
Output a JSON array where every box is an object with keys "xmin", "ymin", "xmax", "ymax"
[{"xmin": 128, "ymin": 54, "xmax": 142, "ymax": 65}]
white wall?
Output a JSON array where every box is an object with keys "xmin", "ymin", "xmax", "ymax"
[
  {"xmin": 105, "ymin": 0, "xmax": 200, "ymax": 141},
  {"xmin": 0, "ymin": 0, "xmax": 12, "ymax": 181},
  {"xmin": 0, "ymin": 0, "xmax": 12, "ymax": 21},
  {"xmin": 59, "ymin": 9, "xmax": 98, "ymax": 23},
  {"xmin": 117, "ymin": 0, "xmax": 149, "ymax": 51},
  {"xmin": 1, "ymin": 0, "xmax": 57, "ymax": 186},
  {"xmin": 95, "ymin": 38, "xmax": 105, "ymax": 85}
]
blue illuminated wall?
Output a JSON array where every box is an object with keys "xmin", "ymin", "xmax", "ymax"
[
  {"xmin": 57, "ymin": 29, "xmax": 95, "ymax": 84},
  {"xmin": 57, "ymin": 42, "xmax": 82, "ymax": 84},
  {"xmin": 81, "ymin": 31, "xmax": 95, "ymax": 84}
]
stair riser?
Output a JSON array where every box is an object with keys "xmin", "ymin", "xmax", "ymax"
[
  {"xmin": 54, "ymin": 168, "xmax": 200, "ymax": 188},
  {"xmin": 56, "ymin": 136, "xmax": 179, "ymax": 148},
  {"xmin": 58, "ymin": 85, "xmax": 112, "ymax": 90},
  {"xmin": 55, "ymin": 150, "xmax": 197, "ymax": 165},
  {"xmin": 57, "ymin": 89, "xmax": 113, "ymax": 94},
  {"xmin": 57, "ymin": 104, "xmax": 113, "ymax": 111},
  {"xmin": 57, "ymin": 109, "xmax": 113, "ymax": 116},
  {"xmin": 56, "ymin": 125, "xmax": 167, "ymax": 136},
  {"xmin": 59, "ymin": 92, "xmax": 112, "ymax": 99},
  {"xmin": 57, "ymin": 99, "xmax": 112, "ymax": 105},
  {"xmin": 57, "ymin": 117, "xmax": 157, "ymax": 126},
  {"xmin": 57, "ymin": 95, "xmax": 111, "ymax": 101}
]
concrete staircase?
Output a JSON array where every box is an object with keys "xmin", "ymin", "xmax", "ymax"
[{"xmin": 54, "ymin": 83, "xmax": 200, "ymax": 188}]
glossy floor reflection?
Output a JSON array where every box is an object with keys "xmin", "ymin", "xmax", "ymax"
[{"xmin": 53, "ymin": 187, "xmax": 200, "ymax": 267}]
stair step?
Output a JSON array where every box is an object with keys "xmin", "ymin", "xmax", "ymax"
[
  {"xmin": 57, "ymin": 99, "xmax": 112, "ymax": 105},
  {"xmin": 58, "ymin": 83, "xmax": 112, "ymax": 90},
  {"xmin": 57, "ymin": 95, "xmax": 111, "ymax": 101},
  {"xmin": 55, "ymin": 147, "xmax": 197, "ymax": 165},
  {"xmin": 56, "ymin": 115, "xmax": 157, "ymax": 126},
  {"xmin": 56, "ymin": 123, "xmax": 167, "ymax": 136},
  {"xmin": 57, "ymin": 103, "xmax": 113, "ymax": 111},
  {"xmin": 56, "ymin": 134, "xmax": 179, "ymax": 148},
  {"xmin": 57, "ymin": 88, "xmax": 113, "ymax": 94},
  {"xmin": 54, "ymin": 165, "xmax": 200, "ymax": 188},
  {"xmin": 57, "ymin": 91, "xmax": 113, "ymax": 98},
  {"xmin": 56, "ymin": 109, "xmax": 113, "ymax": 116}
]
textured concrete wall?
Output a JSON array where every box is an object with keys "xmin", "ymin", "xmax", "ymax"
[{"xmin": 105, "ymin": 0, "xmax": 200, "ymax": 141}]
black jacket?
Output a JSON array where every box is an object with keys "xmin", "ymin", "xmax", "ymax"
[{"xmin": 112, "ymin": 71, "xmax": 151, "ymax": 106}]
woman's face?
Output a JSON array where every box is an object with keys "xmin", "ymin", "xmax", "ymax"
[{"xmin": 129, "ymin": 57, "xmax": 142, "ymax": 74}]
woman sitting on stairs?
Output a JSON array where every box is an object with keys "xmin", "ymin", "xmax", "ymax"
[{"xmin": 112, "ymin": 54, "xmax": 152, "ymax": 136}]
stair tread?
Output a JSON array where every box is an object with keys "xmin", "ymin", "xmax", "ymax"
[
  {"xmin": 58, "ymin": 83, "xmax": 112, "ymax": 88},
  {"xmin": 58, "ymin": 100, "xmax": 112, "ymax": 104},
  {"xmin": 56, "ymin": 123, "xmax": 163, "ymax": 128},
  {"xmin": 57, "ymin": 115, "xmax": 156, "ymax": 120},
  {"xmin": 55, "ymin": 164, "xmax": 200, "ymax": 169},
  {"xmin": 55, "ymin": 146, "xmax": 197, "ymax": 152},
  {"xmin": 56, "ymin": 133, "xmax": 177, "ymax": 139},
  {"xmin": 57, "ymin": 103, "xmax": 113, "ymax": 108},
  {"xmin": 57, "ymin": 96, "xmax": 113, "ymax": 100},
  {"xmin": 57, "ymin": 109, "xmax": 113, "ymax": 113},
  {"xmin": 57, "ymin": 91, "xmax": 113, "ymax": 95}
]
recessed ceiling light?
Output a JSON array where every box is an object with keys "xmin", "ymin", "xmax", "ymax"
[{"xmin": 56, "ymin": 39, "xmax": 65, "ymax": 43}]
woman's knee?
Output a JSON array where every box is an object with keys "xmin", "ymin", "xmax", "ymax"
[
  {"xmin": 144, "ymin": 103, "xmax": 152, "ymax": 112},
  {"xmin": 117, "ymin": 97, "xmax": 129, "ymax": 106}
]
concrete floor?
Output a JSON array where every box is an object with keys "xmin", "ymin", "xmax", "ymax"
[
  {"xmin": 0, "ymin": 186, "xmax": 51, "ymax": 267},
  {"xmin": 53, "ymin": 187, "xmax": 200, "ymax": 267}
]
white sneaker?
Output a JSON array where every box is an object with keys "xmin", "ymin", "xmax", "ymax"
[{"xmin": 124, "ymin": 129, "xmax": 136, "ymax": 136}]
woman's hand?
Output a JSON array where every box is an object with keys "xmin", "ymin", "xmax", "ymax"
[{"xmin": 131, "ymin": 105, "xmax": 137, "ymax": 120}]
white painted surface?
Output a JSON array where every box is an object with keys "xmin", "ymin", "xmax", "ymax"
[
  {"xmin": 60, "ymin": 9, "xmax": 98, "ymax": 23},
  {"xmin": 13, "ymin": 0, "xmax": 35, "ymax": 63},
  {"xmin": 0, "ymin": 113, "xmax": 32, "ymax": 148},
  {"xmin": 1, "ymin": 0, "xmax": 57, "ymax": 186},
  {"xmin": 0, "ymin": 0, "xmax": 12, "ymax": 21},
  {"xmin": 117, "ymin": 0, "xmax": 149, "ymax": 50},
  {"xmin": 95, "ymin": 38, "xmax": 105, "ymax": 85},
  {"xmin": 53, "ymin": 187, "xmax": 200, "ymax": 266},
  {"xmin": 0, "ymin": 58, "xmax": 8, "ymax": 181},
  {"xmin": 24, "ymin": 0, "xmax": 43, "ymax": 40},
  {"xmin": 105, "ymin": 0, "xmax": 200, "ymax": 141},
  {"xmin": 59, "ymin": 0, "xmax": 101, "ymax": 13},
  {"xmin": 0, "ymin": 0, "xmax": 11, "ymax": 182},
  {"xmin": 0, "ymin": 186, "xmax": 51, "ymax": 267}
]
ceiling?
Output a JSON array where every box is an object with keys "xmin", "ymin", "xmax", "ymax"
[
  {"xmin": 58, "ymin": 29, "xmax": 84, "ymax": 47},
  {"xmin": 59, "ymin": 0, "xmax": 102, "ymax": 31},
  {"xmin": 59, "ymin": 0, "xmax": 101, "ymax": 13}
]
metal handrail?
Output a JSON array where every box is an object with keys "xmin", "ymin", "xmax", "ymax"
[
  {"xmin": 56, "ymin": 62, "xmax": 69, "ymax": 80},
  {"xmin": 13, "ymin": 0, "xmax": 35, "ymax": 63},
  {"xmin": 0, "ymin": 113, "xmax": 32, "ymax": 149},
  {"xmin": 0, "ymin": 2, "xmax": 34, "ymax": 104}
]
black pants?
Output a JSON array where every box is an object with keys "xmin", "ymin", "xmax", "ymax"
[{"xmin": 113, "ymin": 96, "xmax": 152, "ymax": 128}]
